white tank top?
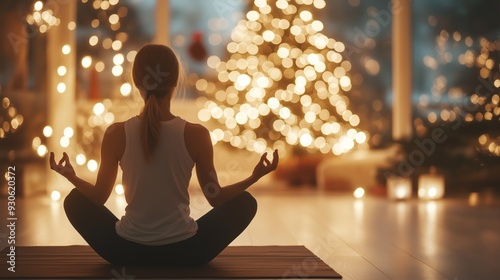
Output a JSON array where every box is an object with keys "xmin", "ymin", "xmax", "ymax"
[{"xmin": 115, "ymin": 116, "xmax": 198, "ymax": 245}]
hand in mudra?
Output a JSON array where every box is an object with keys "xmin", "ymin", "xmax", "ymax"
[
  {"xmin": 252, "ymin": 149, "xmax": 279, "ymax": 179},
  {"xmin": 50, "ymin": 152, "xmax": 76, "ymax": 178}
]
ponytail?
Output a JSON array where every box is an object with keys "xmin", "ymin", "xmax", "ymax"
[
  {"xmin": 132, "ymin": 44, "xmax": 180, "ymax": 160},
  {"xmin": 140, "ymin": 92, "xmax": 162, "ymax": 160}
]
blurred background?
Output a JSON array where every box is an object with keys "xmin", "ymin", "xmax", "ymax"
[{"xmin": 1, "ymin": 0, "xmax": 499, "ymax": 201}]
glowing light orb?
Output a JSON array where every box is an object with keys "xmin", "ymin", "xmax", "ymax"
[
  {"xmin": 87, "ymin": 160, "xmax": 98, "ymax": 172},
  {"xmin": 76, "ymin": 154, "xmax": 86, "ymax": 165},
  {"xmin": 51, "ymin": 191, "xmax": 61, "ymax": 201},
  {"xmin": 63, "ymin": 127, "xmax": 74, "ymax": 138},
  {"xmin": 37, "ymin": 145, "xmax": 48, "ymax": 157},
  {"xmin": 115, "ymin": 184, "xmax": 124, "ymax": 195},
  {"xmin": 353, "ymin": 187, "xmax": 365, "ymax": 198},
  {"xmin": 81, "ymin": 56, "xmax": 92, "ymax": 68},
  {"xmin": 93, "ymin": 102, "xmax": 105, "ymax": 115},
  {"xmin": 120, "ymin": 83, "xmax": 132, "ymax": 96},
  {"xmin": 57, "ymin": 66, "xmax": 67, "ymax": 76},
  {"xmin": 43, "ymin": 126, "xmax": 53, "ymax": 137},
  {"xmin": 62, "ymin": 44, "xmax": 71, "ymax": 54}
]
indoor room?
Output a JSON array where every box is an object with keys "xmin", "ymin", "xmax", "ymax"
[{"xmin": 1, "ymin": 0, "xmax": 499, "ymax": 279}]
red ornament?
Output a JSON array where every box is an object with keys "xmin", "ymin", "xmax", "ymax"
[{"xmin": 188, "ymin": 31, "xmax": 207, "ymax": 62}]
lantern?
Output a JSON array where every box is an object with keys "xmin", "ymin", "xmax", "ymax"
[
  {"xmin": 387, "ymin": 176, "xmax": 412, "ymax": 200},
  {"xmin": 418, "ymin": 166, "xmax": 445, "ymax": 200}
]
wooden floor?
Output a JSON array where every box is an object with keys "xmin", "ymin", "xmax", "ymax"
[{"xmin": 1, "ymin": 187, "xmax": 500, "ymax": 280}]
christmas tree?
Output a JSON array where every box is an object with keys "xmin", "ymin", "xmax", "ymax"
[
  {"xmin": 417, "ymin": 31, "xmax": 500, "ymax": 157},
  {"xmin": 196, "ymin": 0, "xmax": 368, "ymax": 156}
]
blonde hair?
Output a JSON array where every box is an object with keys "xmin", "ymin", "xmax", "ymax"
[{"xmin": 132, "ymin": 44, "xmax": 180, "ymax": 160}]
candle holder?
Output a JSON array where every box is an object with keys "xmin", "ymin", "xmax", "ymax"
[
  {"xmin": 418, "ymin": 166, "xmax": 445, "ymax": 200},
  {"xmin": 387, "ymin": 176, "xmax": 412, "ymax": 200}
]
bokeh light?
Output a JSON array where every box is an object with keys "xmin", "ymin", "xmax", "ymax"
[{"xmin": 196, "ymin": 0, "xmax": 368, "ymax": 156}]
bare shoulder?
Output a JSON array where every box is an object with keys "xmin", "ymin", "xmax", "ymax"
[
  {"xmin": 184, "ymin": 121, "xmax": 210, "ymax": 138},
  {"xmin": 104, "ymin": 122, "xmax": 125, "ymax": 139},
  {"xmin": 103, "ymin": 122, "xmax": 126, "ymax": 160},
  {"xmin": 184, "ymin": 122, "xmax": 211, "ymax": 162}
]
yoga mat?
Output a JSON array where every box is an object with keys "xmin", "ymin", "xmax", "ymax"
[{"xmin": 0, "ymin": 245, "xmax": 341, "ymax": 279}]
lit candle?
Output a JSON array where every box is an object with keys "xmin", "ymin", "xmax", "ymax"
[
  {"xmin": 418, "ymin": 166, "xmax": 445, "ymax": 200},
  {"xmin": 387, "ymin": 176, "xmax": 412, "ymax": 200}
]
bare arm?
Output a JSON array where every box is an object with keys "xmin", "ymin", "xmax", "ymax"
[
  {"xmin": 50, "ymin": 123, "xmax": 122, "ymax": 205},
  {"xmin": 190, "ymin": 125, "xmax": 278, "ymax": 207}
]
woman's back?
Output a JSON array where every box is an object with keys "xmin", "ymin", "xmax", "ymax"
[
  {"xmin": 51, "ymin": 44, "xmax": 278, "ymax": 266},
  {"xmin": 116, "ymin": 116, "xmax": 198, "ymax": 245}
]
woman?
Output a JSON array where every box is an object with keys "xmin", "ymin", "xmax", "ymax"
[{"xmin": 50, "ymin": 44, "xmax": 279, "ymax": 266}]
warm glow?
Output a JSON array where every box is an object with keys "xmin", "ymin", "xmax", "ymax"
[
  {"xmin": 127, "ymin": 50, "xmax": 137, "ymax": 62},
  {"xmin": 57, "ymin": 82, "xmax": 66, "ymax": 93},
  {"xmin": 120, "ymin": 83, "xmax": 132, "ymax": 96},
  {"xmin": 196, "ymin": 0, "xmax": 365, "ymax": 155},
  {"xmin": 396, "ymin": 188, "xmax": 407, "ymax": 199},
  {"xmin": 300, "ymin": 10, "xmax": 313, "ymax": 22},
  {"xmin": 57, "ymin": 66, "xmax": 67, "ymax": 76},
  {"xmin": 89, "ymin": 35, "xmax": 99, "ymax": 46},
  {"xmin": 355, "ymin": 132, "xmax": 366, "ymax": 143},
  {"xmin": 95, "ymin": 61, "xmax": 105, "ymax": 72},
  {"xmin": 418, "ymin": 169, "xmax": 445, "ymax": 200},
  {"xmin": 76, "ymin": 154, "xmax": 86, "ymax": 165},
  {"xmin": 468, "ymin": 192, "xmax": 479, "ymax": 206},
  {"xmin": 62, "ymin": 44, "xmax": 71, "ymax": 55},
  {"xmin": 81, "ymin": 56, "xmax": 92, "ymax": 68},
  {"xmin": 299, "ymin": 133, "xmax": 313, "ymax": 147},
  {"xmin": 353, "ymin": 187, "xmax": 365, "ymax": 198},
  {"xmin": 247, "ymin": 10, "xmax": 259, "ymax": 21},
  {"xmin": 60, "ymin": 136, "xmax": 70, "ymax": 148},
  {"xmin": 109, "ymin": 14, "xmax": 119, "ymax": 25},
  {"xmin": 51, "ymin": 191, "xmax": 61, "ymax": 201},
  {"xmin": 34, "ymin": 1, "xmax": 43, "ymax": 11},
  {"xmin": 115, "ymin": 184, "xmax": 125, "ymax": 195},
  {"xmin": 93, "ymin": 102, "xmax": 105, "ymax": 115},
  {"xmin": 32, "ymin": 137, "xmax": 41, "ymax": 149},
  {"xmin": 428, "ymin": 188, "xmax": 437, "ymax": 198},
  {"xmin": 87, "ymin": 160, "xmax": 98, "ymax": 172},
  {"xmin": 112, "ymin": 65, "xmax": 123, "ymax": 76},
  {"xmin": 37, "ymin": 145, "xmax": 48, "ymax": 157},
  {"xmin": 100, "ymin": 0, "xmax": 110, "ymax": 10},
  {"xmin": 262, "ymin": 30, "xmax": 275, "ymax": 42},
  {"xmin": 112, "ymin": 40, "xmax": 122, "ymax": 51},
  {"xmin": 67, "ymin": 21, "xmax": 76, "ymax": 30},
  {"xmin": 113, "ymin": 53, "xmax": 124, "ymax": 65},
  {"xmin": 63, "ymin": 127, "xmax": 74, "ymax": 138},
  {"xmin": 43, "ymin": 126, "xmax": 53, "ymax": 137}
]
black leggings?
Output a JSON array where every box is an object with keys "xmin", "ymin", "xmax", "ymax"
[{"xmin": 63, "ymin": 188, "xmax": 257, "ymax": 266}]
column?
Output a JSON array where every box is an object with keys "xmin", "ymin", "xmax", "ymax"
[
  {"xmin": 154, "ymin": 0, "xmax": 170, "ymax": 45},
  {"xmin": 46, "ymin": 0, "xmax": 76, "ymax": 196},
  {"xmin": 392, "ymin": 0, "xmax": 413, "ymax": 141}
]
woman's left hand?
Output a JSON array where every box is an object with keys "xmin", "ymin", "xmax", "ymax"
[
  {"xmin": 50, "ymin": 152, "xmax": 76, "ymax": 179},
  {"xmin": 252, "ymin": 149, "xmax": 279, "ymax": 180}
]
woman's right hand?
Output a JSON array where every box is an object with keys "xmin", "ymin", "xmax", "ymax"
[
  {"xmin": 252, "ymin": 149, "xmax": 279, "ymax": 180},
  {"xmin": 50, "ymin": 152, "xmax": 76, "ymax": 179}
]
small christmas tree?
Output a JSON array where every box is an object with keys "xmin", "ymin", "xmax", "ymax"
[{"xmin": 197, "ymin": 0, "xmax": 368, "ymax": 156}]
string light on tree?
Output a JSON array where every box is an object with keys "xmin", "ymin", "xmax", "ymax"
[
  {"xmin": 196, "ymin": 0, "xmax": 368, "ymax": 156},
  {"xmin": 417, "ymin": 30, "xmax": 500, "ymax": 157},
  {"xmin": 26, "ymin": 1, "xmax": 60, "ymax": 34}
]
